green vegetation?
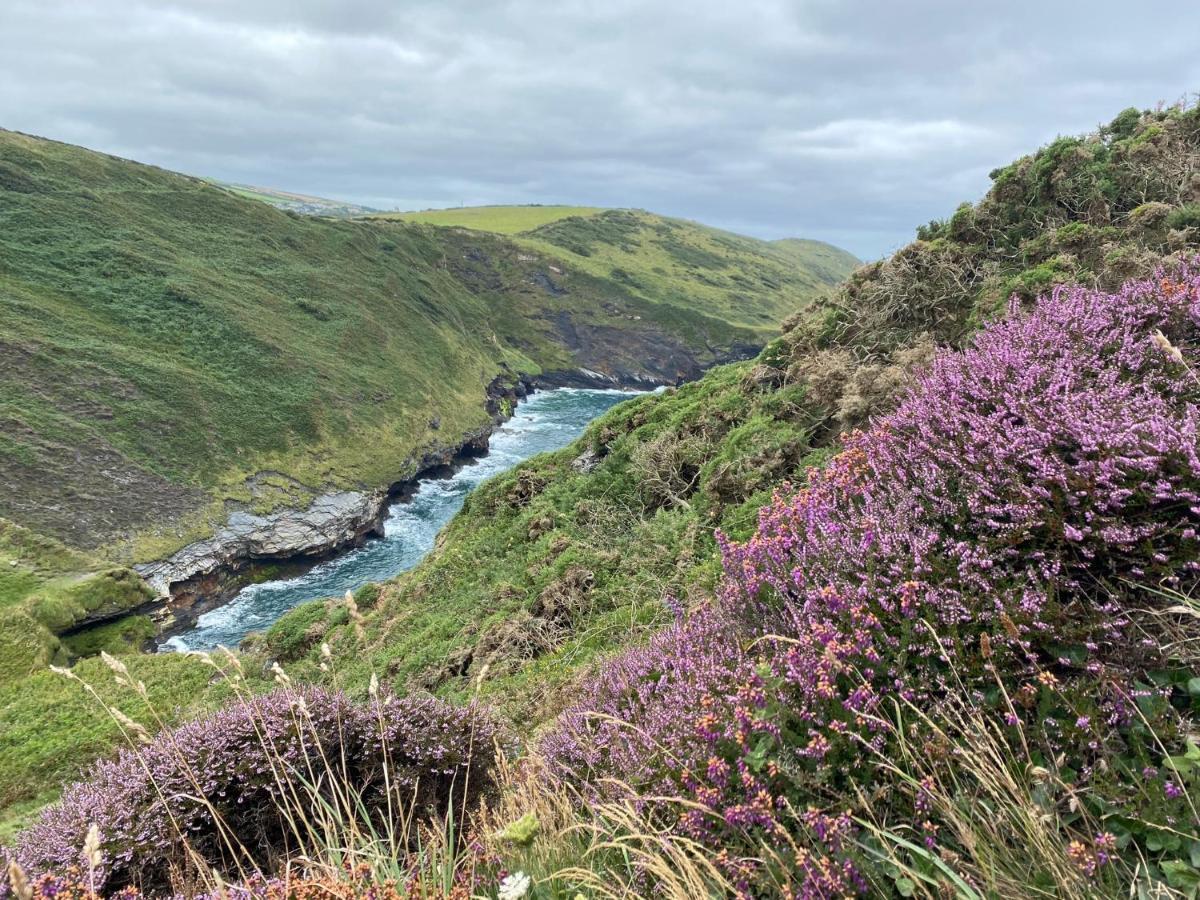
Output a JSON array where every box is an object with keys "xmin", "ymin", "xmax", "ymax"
[
  {"xmin": 382, "ymin": 205, "xmax": 861, "ymax": 333},
  {"xmin": 0, "ymin": 129, "xmax": 855, "ymax": 827},
  {"xmin": 243, "ymin": 104, "xmax": 1200, "ymax": 897},
  {"xmin": 0, "ymin": 520, "xmax": 152, "ymax": 684},
  {"xmin": 0, "ymin": 653, "xmax": 228, "ymax": 839},
  {"xmin": 380, "ymin": 204, "xmax": 604, "ymax": 234},
  {"xmin": 889, "ymin": 104, "xmax": 1200, "ymax": 348},
  {"xmin": 520, "ymin": 210, "xmax": 858, "ymax": 332},
  {"xmin": 0, "ymin": 131, "xmax": 852, "ymax": 565}
]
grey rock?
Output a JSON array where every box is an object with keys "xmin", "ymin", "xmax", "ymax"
[
  {"xmin": 571, "ymin": 447, "xmax": 602, "ymax": 474},
  {"xmin": 136, "ymin": 490, "xmax": 386, "ymax": 598}
]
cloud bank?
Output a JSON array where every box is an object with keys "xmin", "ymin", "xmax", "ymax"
[{"xmin": 2, "ymin": 0, "xmax": 1197, "ymax": 257}]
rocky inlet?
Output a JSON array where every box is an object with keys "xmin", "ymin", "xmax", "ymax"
[{"xmin": 135, "ymin": 490, "xmax": 388, "ymax": 621}]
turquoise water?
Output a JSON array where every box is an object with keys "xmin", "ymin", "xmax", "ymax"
[{"xmin": 163, "ymin": 388, "xmax": 640, "ymax": 652}]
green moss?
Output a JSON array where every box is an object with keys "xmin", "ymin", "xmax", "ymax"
[
  {"xmin": 354, "ymin": 582, "xmax": 382, "ymax": 610},
  {"xmin": 1005, "ymin": 256, "xmax": 1076, "ymax": 299},
  {"xmin": 0, "ymin": 519, "xmax": 157, "ymax": 687},
  {"xmin": 60, "ymin": 615, "xmax": 157, "ymax": 658}
]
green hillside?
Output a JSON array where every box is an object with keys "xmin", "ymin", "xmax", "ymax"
[
  {"xmin": 380, "ymin": 205, "xmax": 862, "ymax": 334},
  {"xmin": 0, "ymin": 130, "xmax": 856, "ymax": 565},
  {"xmin": 519, "ymin": 210, "xmax": 857, "ymax": 331},
  {"xmin": 769, "ymin": 236, "xmax": 864, "ymax": 284}
]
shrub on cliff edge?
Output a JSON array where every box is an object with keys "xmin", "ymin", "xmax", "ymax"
[
  {"xmin": 545, "ymin": 268, "xmax": 1200, "ymax": 896},
  {"xmin": 3, "ymin": 682, "xmax": 501, "ymax": 897}
]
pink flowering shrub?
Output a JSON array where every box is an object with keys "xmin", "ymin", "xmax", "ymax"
[
  {"xmin": 545, "ymin": 269, "xmax": 1200, "ymax": 895},
  {"xmin": 2, "ymin": 689, "xmax": 500, "ymax": 897}
]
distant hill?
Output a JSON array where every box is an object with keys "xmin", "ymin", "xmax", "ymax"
[
  {"xmin": 380, "ymin": 204, "xmax": 603, "ymax": 234},
  {"xmin": 769, "ymin": 236, "xmax": 864, "ymax": 285},
  {"xmin": 377, "ymin": 205, "xmax": 860, "ymax": 333}
]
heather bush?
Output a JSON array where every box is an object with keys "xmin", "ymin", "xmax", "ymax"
[
  {"xmin": 2, "ymin": 685, "xmax": 500, "ymax": 897},
  {"xmin": 546, "ymin": 269, "xmax": 1200, "ymax": 896}
]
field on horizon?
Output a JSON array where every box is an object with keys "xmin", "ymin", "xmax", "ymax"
[{"xmin": 374, "ymin": 204, "xmax": 604, "ymax": 233}]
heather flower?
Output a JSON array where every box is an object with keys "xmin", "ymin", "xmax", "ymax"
[
  {"xmin": 4, "ymin": 688, "xmax": 500, "ymax": 896},
  {"xmin": 544, "ymin": 267, "xmax": 1200, "ymax": 894}
]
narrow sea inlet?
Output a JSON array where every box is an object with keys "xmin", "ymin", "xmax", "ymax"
[{"xmin": 163, "ymin": 387, "xmax": 641, "ymax": 652}]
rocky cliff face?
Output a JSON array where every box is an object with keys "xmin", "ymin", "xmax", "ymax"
[
  {"xmin": 135, "ymin": 491, "xmax": 387, "ymax": 611},
  {"xmin": 534, "ymin": 316, "xmax": 761, "ymax": 388}
]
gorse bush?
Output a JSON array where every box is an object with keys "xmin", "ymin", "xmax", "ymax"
[
  {"xmin": 545, "ymin": 268, "xmax": 1200, "ymax": 896},
  {"xmin": 819, "ymin": 102, "xmax": 1200, "ymax": 360},
  {"xmin": 2, "ymin": 683, "xmax": 500, "ymax": 897}
]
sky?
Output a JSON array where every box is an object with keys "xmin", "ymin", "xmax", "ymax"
[{"xmin": 2, "ymin": 1, "xmax": 1198, "ymax": 259}]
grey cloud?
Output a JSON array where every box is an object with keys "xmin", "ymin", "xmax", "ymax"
[{"xmin": 1, "ymin": 0, "xmax": 1198, "ymax": 258}]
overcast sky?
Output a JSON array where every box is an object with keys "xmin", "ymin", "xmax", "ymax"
[{"xmin": 2, "ymin": 1, "xmax": 1198, "ymax": 259}]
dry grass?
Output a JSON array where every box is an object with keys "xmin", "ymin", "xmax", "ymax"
[{"xmin": 478, "ymin": 759, "xmax": 735, "ymax": 899}]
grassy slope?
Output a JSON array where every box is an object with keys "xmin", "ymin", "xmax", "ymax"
[
  {"xmin": 769, "ymin": 236, "xmax": 864, "ymax": 285},
  {"xmin": 0, "ymin": 132, "xmax": 854, "ymax": 564},
  {"xmin": 0, "ymin": 129, "xmax": 537, "ymax": 557},
  {"xmin": 0, "ymin": 132, "xmax": 858, "ymax": 824},
  {"xmin": 265, "ymin": 104, "xmax": 1200, "ymax": 731},
  {"xmin": 0, "ymin": 521, "xmax": 153, "ymax": 684},
  {"xmin": 0, "ymin": 653, "xmax": 228, "ymax": 842},
  {"xmin": 378, "ymin": 206, "xmax": 862, "ymax": 333},
  {"xmin": 519, "ymin": 210, "xmax": 856, "ymax": 332}
]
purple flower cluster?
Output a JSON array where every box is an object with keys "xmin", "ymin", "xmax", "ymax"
[
  {"xmin": 545, "ymin": 269, "xmax": 1200, "ymax": 895},
  {"xmin": 2, "ymin": 689, "xmax": 499, "ymax": 897}
]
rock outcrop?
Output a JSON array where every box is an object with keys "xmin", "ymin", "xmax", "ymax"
[
  {"xmin": 136, "ymin": 491, "xmax": 387, "ymax": 611},
  {"xmin": 134, "ymin": 366, "xmax": 690, "ymax": 640}
]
